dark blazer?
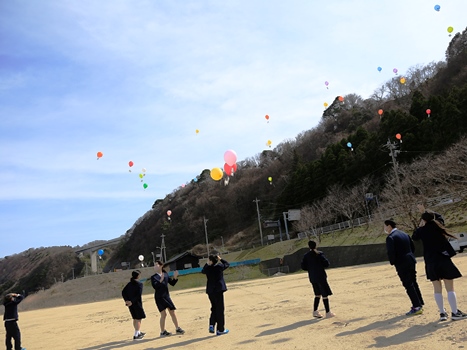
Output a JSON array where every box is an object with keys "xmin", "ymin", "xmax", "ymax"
[
  {"xmin": 151, "ymin": 272, "xmax": 177, "ymax": 300},
  {"xmin": 122, "ymin": 279, "xmax": 143, "ymax": 307},
  {"xmin": 202, "ymin": 259, "xmax": 229, "ymax": 294},
  {"xmin": 413, "ymin": 221, "xmax": 456, "ymax": 263},
  {"xmin": 3, "ymin": 294, "xmax": 24, "ymax": 321},
  {"xmin": 301, "ymin": 250, "xmax": 330, "ymax": 283},
  {"xmin": 386, "ymin": 229, "xmax": 417, "ymax": 266}
]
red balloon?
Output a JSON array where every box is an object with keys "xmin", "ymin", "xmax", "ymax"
[
  {"xmin": 265, "ymin": 114, "xmax": 269, "ymax": 120},
  {"xmin": 378, "ymin": 109, "xmax": 383, "ymax": 115},
  {"xmin": 338, "ymin": 96, "xmax": 344, "ymax": 102},
  {"xmin": 224, "ymin": 163, "xmax": 237, "ymax": 176},
  {"xmin": 396, "ymin": 133, "xmax": 402, "ymax": 140},
  {"xmin": 96, "ymin": 151, "xmax": 103, "ymax": 159},
  {"xmin": 129, "ymin": 161, "xmax": 134, "ymax": 167},
  {"xmin": 426, "ymin": 109, "xmax": 431, "ymax": 115}
]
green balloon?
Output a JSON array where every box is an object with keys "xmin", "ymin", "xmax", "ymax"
[{"xmin": 143, "ymin": 183, "xmax": 148, "ymax": 189}]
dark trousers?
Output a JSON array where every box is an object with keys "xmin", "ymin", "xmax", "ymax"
[
  {"xmin": 208, "ymin": 292, "xmax": 225, "ymax": 332},
  {"xmin": 4, "ymin": 320, "xmax": 21, "ymax": 350},
  {"xmin": 396, "ymin": 262, "xmax": 424, "ymax": 308}
]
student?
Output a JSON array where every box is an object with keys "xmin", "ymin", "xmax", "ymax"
[
  {"xmin": 3, "ymin": 292, "xmax": 25, "ymax": 350},
  {"xmin": 202, "ymin": 254, "xmax": 230, "ymax": 335},
  {"xmin": 121, "ymin": 270, "xmax": 146, "ymax": 340},
  {"xmin": 413, "ymin": 212, "xmax": 467, "ymax": 321},
  {"xmin": 384, "ymin": 220, "xmax": 424, "ymax": 316},
  {"xmin": 151, "ymin": 261, "xmax": 185, "ymax": 337},
  {"xmin": 301, "ymin": 241, "xmax": 335, "ymax": 318}
]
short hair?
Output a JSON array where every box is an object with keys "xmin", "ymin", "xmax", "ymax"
[
  {"xmin": 131, "ymin": 270, "xmax": 141, "ymax": 280},
  {"xmin": 308, "ymin": 241, "xmax": 317, "ymax": 250},
  {"xmin": 384, "ymin": 220, "xmax": 397, "ymax": 228},
  {"xmin": 208, "ymin": 255, "xmax": 219, "ymax": 264}
]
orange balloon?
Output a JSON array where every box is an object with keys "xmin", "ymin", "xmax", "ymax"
[
  {"xmin": 265, "ymin": 115, "xmax": 269, "ymax": 120},
  {"xmin": 338, "ymin": 96, "xmax": 344, "ymax": 102},
  {"xmin": 396, "ymin": 133, "xmax": 402, "ymax": 140},
  {"xmin": 378, "ymin": 109, "xmax": 383, "ymax": 115},
  {"xmin": 96, "ymin": 151, "xmax": 103, "ymax": 159}
]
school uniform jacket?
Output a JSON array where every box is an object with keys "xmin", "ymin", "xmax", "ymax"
[
  {"xmin": 201, "ymin": 259, "xmax": 229, "ymax": 294},
  {"xmin": 301, "ymin": 250, "xmax": 330, "ymax": 283},
  {"xmin": 413, "ymin": 221, "xmax": 456, "ymax": 263},
  {"xmin": 121, "ymin": 279, "xmax": 143, "ymax": 308},
  {"xmin": 151, "ymin": 272, "xmax": 177, "ymax": 300},
  {"xmin": 3, "ymin": 294, "xmax": 24, "ymax": 321},
  {"xmin": 386, "ymin": 229, "xmax": 417, "ymax": 267}
]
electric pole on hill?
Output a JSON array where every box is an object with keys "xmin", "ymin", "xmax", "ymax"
[
  {"xmin": 203, "ymin": 216, "xmax": 209, "ymax": 257},
  {"xmin": 160, "ymin": 234, "xmax": 167, "ymax": 262},
  {"xmin": 384, "ymin": 138, "xmax": 402, "ymax": 194},
  {"xmin": 253, "ymin": 198, "xmax": 264, "ymax": 246}
]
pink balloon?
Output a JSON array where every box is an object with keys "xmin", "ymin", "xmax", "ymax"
[
  {"xmin": 224, "ymin": 150, "xmax": 237, "ymax": 166},
  {"xmin": 167, "ymin": 210, "xmax": 172, "ymax": 216}
]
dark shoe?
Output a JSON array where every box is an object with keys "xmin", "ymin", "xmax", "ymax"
[
  {"xmin": 176, "ymin": 327, "xmax": 185, "ymax": 334},
  {"xmin": 216, "ymin": 329, "xmax": 229, "ymax": 336},
  {"xmin": 406, "ymin": 307, "xmax": 423, "ymax": 316},
  {"xmin": 133, "ymin": 333, "xmax": 144, "ymax": 340},
  {"xmin": 439, "ymin": 312, "xmax": 449, "ymax": 321},
  {"xmin": 209, "ymin": 325, "xmax": 215, "ymax": 334},
  {"xmin": 451, "ymin": 309, "xmax": 467, "ymax": 320},
  {"xmin": 160, "ymin": 330, "xmax": 172, "ymax": 337}
]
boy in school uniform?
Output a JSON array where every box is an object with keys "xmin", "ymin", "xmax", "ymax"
[{"xmin": 3, "ymin": 292, "xmax": 25, "ymax": 350}]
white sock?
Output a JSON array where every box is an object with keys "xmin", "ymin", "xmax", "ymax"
[
  {"xmin": 434, "ymin": 293, "xmax": 444, "ymax": 313},
  {"xmin": 134, "ymin": 331, "xmax": 139, "ymax": 337},
  {"xmin": 447, "ymin": 291, "xmax": 458, "ymax": 314}
]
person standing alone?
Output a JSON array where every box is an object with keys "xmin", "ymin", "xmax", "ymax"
[
  {"xmin": 121, "ymin": 270, "xmax": 146, "ymax": 340},
  {"xmin": 3, "ymin": 292, "xmax": 25, "ymax": 350},
  {"xmin": 384, "ymin": 220, "xmax": 424, "ymax": 316}
]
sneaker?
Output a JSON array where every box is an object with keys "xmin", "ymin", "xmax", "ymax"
[
  {"xmin": 216, "ymin": 329, "xmax": 229, "ymax": 336},
  {"xmin": 176, "ymin": 327, "xmax": 185, "ymax": 335},
  {"xmin": 209, "ymin": 325, "xmax": 215, "ymax": 334},
  {"xmin": 139, "ymin": 332, "xmax": 146, "ymax": 337},
  {"xmin": 451, "ymin": 309, "xmax": 467, "ymax": 320},
  {"xmin": 313, "ymin": 310, "xmax": 323, "ymax": 318},
  {"xmin": 326, "ymin": 311, "xmax": 335, "ymax": 318},
  {"xmin": 133, "ymin": 333, "xmax": 144, "ymax": 340},
  {"xmin": 160, "ymin": 330, "xmax": 172, "ymax": 337},
  {"xmin": 439, "ymin": 312, "xmax": 449, "ymax": 321},
  {"xmin": 406, "ymin": 307, "xmax": 423, "ymax": 316}
]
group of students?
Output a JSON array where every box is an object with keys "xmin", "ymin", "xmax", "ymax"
[
  {"xmin": 121, "ymin": 254, "xmax": 230, "ymax": 340},
  {"xmin": 301, "ymin": 207, "xmax": 467, "ymax": 322}
]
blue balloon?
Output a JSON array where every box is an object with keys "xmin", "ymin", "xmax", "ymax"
[
  {"xmin": 377, "ymin": 66, "xmax": 382, "ymax": 72},
  {"xmin": 347, "ymin": 142, "xmax": 352, "ymax": 148},
  {"xmin": 434, "ymin": 4, "xmax": 440, "ymax": 11},
  {"xmin": 98, "ymin": 249, "xmax": 104, "ymax": 256}
]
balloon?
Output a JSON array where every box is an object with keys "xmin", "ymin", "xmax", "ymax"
[
  {"xmin": 96, "ymin": 151, "xmax": 103, "ymax": 159},
  {"xmin": 143, "ymin": 183, "xmax": 148, "ymax": 189},
  {"xmin": 142, "ymin": 168, "xmax": 146, "ymax": 173},
  {"xmin": 400, "ymin": 77, "xmax": 406, "ymax": 84},
  {"xmin": 265, "ymin": 115, "xmax": 269, "ymax": 121},
  {"xmin": 98, "ymin": 249, "xmax": 104, "ymax": 256},
  {"xmin": 324, "ymin": 81, "xmax": 329, "ymax": 87},
  {"xmin": 338, "ymin": 96, "xmax": 344, "ymax": 102},
  {"xmin": 267, "ymin": 140, "xmax": 272, "ymax": 147},
  {"xmin": 224, "ymin": 150, "xmax": 237, "ymax": 166},
  {"xmin": 210, "ymin": 167, "xmax": 223, "ymax": 181},
  {"xmin": 396, "ymin": 133, "xmax": 402, "ymax": 140},
  {"xmin": 324, "ymin": 102, "xmax": 328, "ymax": 108},
  {"xmin": 347, "ymin": 142, "xmax": 352, "ymax": 148},
  {"xmin": 393, "ymin": 68, "xmax": 398, "ymax": 74},
  {"xmin": 139, "ymin": 173, "xmax": 144, "ymax": 179},
  {"xmin": 167, "ymin": 210, "xmax": 172, "ymax": 216},
  {"xmin": 378, "ymin": 109, "xmax": 383, "ymax": 115},
  {"xmin": 268, "ymin": 176, "xmax": 272, "ymax": 182},
  {"xmin": 138, "ymin": 255, "xmax": 144, "ymax": 262},
  {"xmin": 447, "ymin": 26, "xmax": 454, "ymax": 34},
  {"xmin": 129, "ymin": 161, "xmax": 134, "ymax": 167},
  {"xmin": 377, "ymin": 66, "xmax": 382, "ymax": 72},
  {"xmin": 426, "ymin": 109, "xmax": 431, "ymax": 116},
  {"xmin": 434, "ymin": 4, "xmax": 440, "ymax": 11},
  {"xmin": 224, "ymin": 163, "xmax": 237, "ymax": 176},
  {"xmin": 195, "ymin": 129, "xmax": 199, "ymax": 134},
  {"xmin": 181, "ymin": 183, "xmax": 186, "ymax": 188}
]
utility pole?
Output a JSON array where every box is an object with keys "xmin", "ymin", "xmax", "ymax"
[
  {"xmin": 385, "ymin": 138, "xmax": 402, "ymax": 192},
  {"xmin": 71, "ymin": 268, "xmax": 74, "ymax": 280},
  {"xmin": 203, "ymin": 216, "xmax": 209, "ymax": 256},
  {"xmin": 221, "ymin": 236, "xmax": 224, "ymax": 252},
  {"xmin": 160, "ymin": 234, "xmax": 167, "ymax": 262},
  {"xmin": 253, "ymin": 198, "xmax": 264, "ymax": 246}
]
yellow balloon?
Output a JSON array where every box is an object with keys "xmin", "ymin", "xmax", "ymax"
[
  {"xmin": 447, "ymin": 26, "xmax": 454, "ymax": 33},
  {"xmin": 195, "ymin": 129, "xmax": 199, "ymax": 134},
  {"xmin": 324, "ymin": 102, "xmax": 328, "ymax": 107},
  {"xmin": 210, "ymin": 167, "xmax": 223, "ymax": 181},
  {"xmin": 400, "ymin": 77, "xmax": 406, "ymax": 84},
  {"xmin": 268, "ymin": 177, "xmax": 273, "ymax": 182},
  {"xmin": 267, "ymin": 140, "xmax": 272, "ymax": 145}
]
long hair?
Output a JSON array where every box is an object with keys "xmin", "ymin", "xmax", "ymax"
[{"xmin": 421, "ymin": 212, "xmax": 456, "ymax": 239}]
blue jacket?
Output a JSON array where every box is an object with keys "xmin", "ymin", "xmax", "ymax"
[
  {"xmin": 151, "ymin": 272, "xmax": 177, "ymax": 300},
  {"xmin": 202, "ymin": 259, "xmax": 229, "ymax": 294},
  {"xmin": 386, "ymin": 229, "xmax": 417, "ymax": 266},
  {"xmin": 3, "ymin": 294, "xmax": 24, "ymax": 321}
]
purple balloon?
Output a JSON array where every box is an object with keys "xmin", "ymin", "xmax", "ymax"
[{"xmin": 393, "ymin": 68, "xmax": 398, "ymax": 74}]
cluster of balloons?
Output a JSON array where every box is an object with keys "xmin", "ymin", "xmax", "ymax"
[
  {"xmin": 210, "ymin": 149, "xmax": 238, "ymax": 182},
  {"xmin": 128, "ymin": 160, "xmax": 148, "ymax": 189}
]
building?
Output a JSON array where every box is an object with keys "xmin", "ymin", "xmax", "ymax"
[{"xmin": 164, "ymin": 251, "xmax": 202, "ymax": 271}]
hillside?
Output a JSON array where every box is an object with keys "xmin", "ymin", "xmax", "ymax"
[{"xmin": 2, "ymin": 28, "xmax": 467, "ymax": 297}]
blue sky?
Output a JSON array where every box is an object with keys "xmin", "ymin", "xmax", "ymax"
[{"xmin": 1, "ymin": 0, "xmax": 466, "ymax": 258}]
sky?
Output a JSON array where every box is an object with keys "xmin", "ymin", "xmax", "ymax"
[{"xmin": 1, "ymin": 0, "xmax": 466, "ymax": 258}]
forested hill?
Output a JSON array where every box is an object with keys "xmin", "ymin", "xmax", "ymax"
[{"xmin": 104, "ymin": 27, "xmax": 467, "ymax": 271}]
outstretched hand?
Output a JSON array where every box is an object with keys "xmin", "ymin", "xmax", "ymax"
[{"xmin": 173, "ymin": 270, "xmax": 179, "ymax": 279}]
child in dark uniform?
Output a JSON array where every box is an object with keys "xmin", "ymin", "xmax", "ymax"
[
  {"xmin": 122, "ymin": 270, "xmax": 146, "ymax": 340},
  {"xmin": 3, "ymin": 292, "xmax": 25, "ymax": 350},
  {"xmin": 301, "ymin": 241, "xmax": 335, "ymax": 318},
  {"xmin": 151, "ymin": 260, "xmax": 185, "ymax": 337}
]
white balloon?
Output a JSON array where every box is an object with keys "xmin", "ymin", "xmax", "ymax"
[{"xmin": 138, "ymin": 255, "xmax": 144, "ymax": 261}]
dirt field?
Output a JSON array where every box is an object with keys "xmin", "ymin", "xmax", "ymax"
[{"xmin": 5, "ymin": 255, "xmax": 467, "ymax": 349}]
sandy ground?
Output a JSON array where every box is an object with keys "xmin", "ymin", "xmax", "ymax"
[{"xmin": 6, "ymin": 255, "xmax": 467, "ymax": 350}]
